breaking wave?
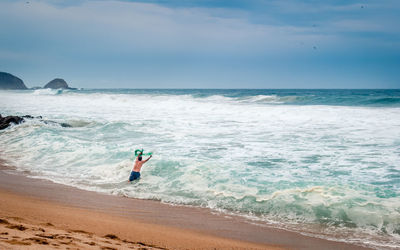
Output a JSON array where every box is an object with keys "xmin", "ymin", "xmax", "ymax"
[{"xmin": 1, "ymin": 88, "xmax": 400, "ymax": 249}]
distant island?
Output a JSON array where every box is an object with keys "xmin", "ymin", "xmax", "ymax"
[
  {"xmin": 0, "ymin": 71, "xmax": 75, "ymax": 89},
  {"xmin": 0, "ymin": 72, "xmax": 28, "ymax": 89},
  {"xmin": 44, "ymin": 78, "xmax": 69, "ymax": 89}
]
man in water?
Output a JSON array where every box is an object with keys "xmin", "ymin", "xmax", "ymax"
[{"xmin": 129, "ymin": 151, "xmax": 152, "ymax": 182}]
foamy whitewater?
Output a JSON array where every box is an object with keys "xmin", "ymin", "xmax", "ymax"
[{"xmin": 1, "ymin": 89, "xmax": 399, "ymax": 248}]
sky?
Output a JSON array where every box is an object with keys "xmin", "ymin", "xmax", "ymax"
[{"xmin": 0, "ymin": 0, "xmax": 399, "ymax": 88}]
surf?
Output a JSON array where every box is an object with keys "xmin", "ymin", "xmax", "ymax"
[{"xmin": 1, "ymin": 88, "xmax": 400, "ymax": 248}]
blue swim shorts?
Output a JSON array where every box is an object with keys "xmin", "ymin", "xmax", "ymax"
[{"xmin": 129, "ymin": 171, "xmax": 141, "ymax": 181}]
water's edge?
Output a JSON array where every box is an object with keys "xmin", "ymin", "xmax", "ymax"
[{"xmin": 0, "ymin": 163, "xmax": 371, "ymax": 250}]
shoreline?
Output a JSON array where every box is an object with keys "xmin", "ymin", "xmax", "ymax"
[{"xmin": 0, "ymin": 166, "xmax": 370, "ymax": 249}]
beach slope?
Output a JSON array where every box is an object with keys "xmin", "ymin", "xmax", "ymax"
[{"xmin": 0, "ymin": 167, "xmax": 368, "ymax": 249}]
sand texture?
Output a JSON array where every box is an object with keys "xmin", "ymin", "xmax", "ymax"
[{"xmin": 0, "ymin": 216, "xmax": 163, "ymax": 249}]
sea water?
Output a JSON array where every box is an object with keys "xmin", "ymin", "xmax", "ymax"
[{"xmin": 1, "ymin": 89, "xmax": 399, "ymax": 248}]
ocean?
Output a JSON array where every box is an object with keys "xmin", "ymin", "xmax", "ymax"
[{"xmin": 1, "ymin": 88, "xmax": 399, "ymax": 249}]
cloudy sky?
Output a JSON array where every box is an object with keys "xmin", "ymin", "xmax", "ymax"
[{"xmin": 0, "ymin": 0, "xmax": 399, "ymax": 88}]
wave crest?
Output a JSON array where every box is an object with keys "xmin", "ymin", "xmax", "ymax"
[{"xmin": 33, "ymin": 88, "xmax": 66, "ymax": 95}]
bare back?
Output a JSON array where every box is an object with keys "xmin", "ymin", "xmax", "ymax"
[
  {"xmin": 132, "ymin": 153, "xmax": 152, "ymax": 173},
  {"xmin": 133, "ymin": 159, "xmax": 145, "ymax": 172}
]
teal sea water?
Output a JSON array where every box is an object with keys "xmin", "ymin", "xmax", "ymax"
[{"xmin": 1, "ymin": 89, "xmax": 400, "ymax": 248}]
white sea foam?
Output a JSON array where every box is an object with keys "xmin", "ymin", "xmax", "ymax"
[
  {"xmin": 32, "ymin": 88, "xmax": 67, "ymax": 95},
  {"xmin": 0, "ymin": 89, "xmax": 400, "ymax": 248},
  {"xmin": 244, "ymin": 94, "xmax": 283, "ymax": 103}
]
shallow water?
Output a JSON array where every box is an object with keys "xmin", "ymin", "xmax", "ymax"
[{"xmin": 1, "ymin": 89, "xmax": 400, "ymax": 249}]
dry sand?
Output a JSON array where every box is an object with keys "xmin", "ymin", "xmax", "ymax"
[
  {"xmin": 0, "ymin": 190, "xmax": 275, "ymax": 249},
  {"xmin": 0, "ymin": 165, "xmax": 369, "ymax": 250},
  {"xmin": 0, "ymin": 214, "xmax": 162, "ymax": 250}
]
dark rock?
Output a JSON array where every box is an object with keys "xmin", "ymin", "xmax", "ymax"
[
  {"xmin": 0, "ymin": 72, "xmax": 28, "ymax": 90},
  {"xmin": 60, "ymin": 123, "xmax": 72, "ymax": 128},
  {"xmin": 44, "ymin": 78, "xmax": 69, "ymax": 89},
  {"xmin": 41, "ymin": 120, "xmax": 72, "ymax": 128},
  {"xmin": 22, "ymin": 115, "xmax": 40, "ymax": 119},
  {"xmin": 0, "ymin": 114, "xmax": 70, "ymax": 130},
  {"xmin": 0, "ymin": 115, "xmax": 25, "ymax": 130}
]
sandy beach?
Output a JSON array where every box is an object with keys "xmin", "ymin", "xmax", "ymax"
[{"xmin": 0, "ymin": 163, "xmax": 370, "ymax": 250}]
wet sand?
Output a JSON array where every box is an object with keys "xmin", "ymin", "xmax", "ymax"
[{"xmin": 0, "ymin": 166, "xmax": 370, "ymax": 249}]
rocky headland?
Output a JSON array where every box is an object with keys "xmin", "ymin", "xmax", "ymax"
[
  {"xmin": 0, "ymin": 72, "xmax": 28, "ymax": 90},
  {"xmin": 0, "ymin": 72, "xmax": 75, "ymax": 89}
]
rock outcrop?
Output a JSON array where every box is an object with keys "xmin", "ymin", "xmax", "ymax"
[
  {"xmin": 44, "ymin": 78, "xmax": 69, "ymax": 89},
  {"xmin": 0, "ymin": 114, "xmax": 71, "ymax": 130},
  {"xmin": 0, "ymin": 115, "xmax": 28, "ymax": 130},
  {"xmin": 0, "ymin": 72, "xmax": 28, "ymax": 89}
]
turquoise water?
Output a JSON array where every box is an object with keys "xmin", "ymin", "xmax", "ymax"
[{"xmin": 1, "ymin": 89, "xmax": 400, "ymax": 248}]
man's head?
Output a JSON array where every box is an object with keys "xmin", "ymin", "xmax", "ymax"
[{"xmin": 138, "ymin": 156, "xmax": 142, "ymax": 161}]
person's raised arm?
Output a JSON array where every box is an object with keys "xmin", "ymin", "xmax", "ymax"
[{"xmin": 143, "ymin": 155, "xmax": 152, "ymax": 163}]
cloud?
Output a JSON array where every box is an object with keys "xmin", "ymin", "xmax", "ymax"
[
  {"xmin": 0, "ymin": 0, "xmax": 399, "ymax": 88},
  {"xmin": 0, "ymin": 0, "xmax": 335, "ymax": 56},
  {"xmin": 1, "ymin": 0, "xmax": 398, "ymax": 60}
]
